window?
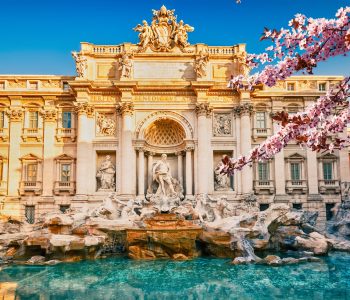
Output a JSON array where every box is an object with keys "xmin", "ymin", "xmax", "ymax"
[
  {"xmin": 61, "ymin": 164, "xmax": 71, "ymax": 182},
  {"xmin": 319, "ymin": 83, "xmax": 327, "ymax": 91},
  {"xmin": 62, "ymin": 111, "xmax": 72, "ymax": 128},
  {"xmin": 0, "ymin": 111, "xmax": 4, "ymax": 128},
  {"xmin": 258, "ymin": 162, "xmax": 269, "ymax": 181},
  {"xmin": 63, "ymin": 82, "xmax": 70, "ymax": 91},
  {"xmin": 26, "ymin": 164, "xmax": 37, "ymax": 182},
  {"xmin": 323, "ymin": 162, "xmax": 333, "ymax": 180},
  {"xmin": 0, "ymin": 82, "xmax": 4, "ymax": 90},
  {"xmin": 28, "ymin": 111, "xmax": 38, "ymax": 128},
  {"xmin": 29, "ymin": 81, "xmax": 38, "ymax": 90},
  {"xmin": 60, "ymin": 205, "xmax": 70, "ymax": 213},
  {"xmin": 256, "ymin": 112, "xmax": 266, "ymax": 129},
  {"xmin": 259, "ymin": 204, "xmax": 269, "ymax": 211},
  {"xmin": 287, "ymin": 83, "xmax": 295, "ymax": 91},
  {"xmin": 293, "ymin": 203, "xmax": 302, "ymax": 210},
  {"xmin": 25, "ymin": 205, "xmax": 35, "ymax": 224},
  {"xmin": 290, "ymin": 163, "xmax": 301, "ymax": 180},
  {"xmin": 326, "ymin": 203, "xmax": 335, "ymax": 221}
]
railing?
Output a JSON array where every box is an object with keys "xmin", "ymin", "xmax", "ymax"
[
  {"xmin": 207, "ymin": 46, "xmax": 236, "ymax": 55},
  {"xmin": 319, "ymin": 179, "xmax": 340, "ymax": 194},
  {"xmin": 286, "ymin": 180, "xmax": 308, "ymax": 194},
  {"xmin": 54, "ymin": 181, "xmax": 76, "ymax": 195},
  {"xmin": 92, "ymin": 46, "xmax": 123, "ymax": 54},
  {"xmin": 253, "ymin": 128, "xmax": 271, "ymax": 138},
  {"xmin": 56, "ymin": 128, "xmax": 76, "ymax": 142},
  {"xmin": 254, "ymin": 180, "xmax": 274, "ymax": 194},
  {"xmin": 22, "ymin": 128, "xmax": 43, "ymax": 141},
  {"xmin": 0, "ymin": 128, "xmax": 9, "ymax": 141},
  {"xmin": 19, "ymin": 181, "xmax": 42, "ymax": 195}
]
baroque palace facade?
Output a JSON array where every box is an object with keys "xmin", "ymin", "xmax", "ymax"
[{"xmin": 0, "ymin": 6, "xmax": 349, "ymax": 227}]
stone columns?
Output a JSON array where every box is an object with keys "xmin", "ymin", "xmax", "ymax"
[
  {"xmin": 195, "ymin": 102, "xmax": 212, "ymax": 195},
  {"xmin": 116, "ymin": 102, "xmax": 135, "ymax": 197},
  {"xmin": 6, "ymin": 106, "xmax": 23, "ymax": 196},
  {"xmin": 147, "ymin": 152, "xmax": 155, "ymax": 189},
  {"xmin": 137, "ymin": 147, "xmax": 145, "ymax": 197},
  {"xmin": 185, "ymin": 146, "xmax": 194, "ymax": 197},
  {"xmin": 234, "ymin": 113, "xmax": 242, "ymax": 194},
  {"xmin": 234, "ymin": 102, "xmax": 253, "ymax": 195},
  {"xmin": 41, "ymin": 107, "xmax": 57, "ymax": 197},
  {"xmin": 273, "ymin": 120, "xmax": 286, "ymax": 196},
  {"xmin": 307, "ymin": 149, "xmax": 319, "ymax": 195},
  {"xmin": 75, "ymin": 102, "xmax": 94, "ymax": 195},
  {"xmin": 176, "ymin": 151, "xmax": 183, "ymax": 185}
]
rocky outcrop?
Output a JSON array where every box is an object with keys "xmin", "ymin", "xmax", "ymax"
[
  {"xmin": 127, "ymin": 214, "xmax": 202, "ymax": 259},
  {"xmin": 0, "ymin": 195, "xmax": 346, "ymax": 265}
]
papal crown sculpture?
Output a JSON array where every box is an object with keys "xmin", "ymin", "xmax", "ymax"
[{"xmin": 133, "ymin": 5, "xmax": 194, "ymax": 52}]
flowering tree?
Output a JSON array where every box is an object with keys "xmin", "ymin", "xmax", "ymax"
[{"xmin": 224, "ymin": 6, "xmax": 350, "ymax": 175}]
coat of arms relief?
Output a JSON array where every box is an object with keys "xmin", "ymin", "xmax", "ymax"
[{"xmin": 133, "ymin": 5, "xmax": 194, "ymax": 52}]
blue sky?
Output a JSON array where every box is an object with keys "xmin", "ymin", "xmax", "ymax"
[{"xmin": 0, "ymin": 0, "xmax": 349, "ymax": 76}]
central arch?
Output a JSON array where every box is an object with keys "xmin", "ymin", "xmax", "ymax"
[{"xmin": 136, "ymin": 111, "xmax": 194, "ymax": 153}]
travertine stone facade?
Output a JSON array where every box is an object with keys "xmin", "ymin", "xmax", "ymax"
[{"xmin": 0, "ymin": 6, "xmax": 349, "ymax": 227}]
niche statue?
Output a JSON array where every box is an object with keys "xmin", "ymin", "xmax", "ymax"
[{"xmin": 96, "ymin": 155, "xmax": 116, "ymax": 191}]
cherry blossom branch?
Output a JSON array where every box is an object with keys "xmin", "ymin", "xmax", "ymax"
[
  {"xmin": 223, "ymin": 6, "xmax": 350, "ymax": 174},
  {"xmin": 223, "ymin": 78, "xmax": 350, "ymax": 175}
]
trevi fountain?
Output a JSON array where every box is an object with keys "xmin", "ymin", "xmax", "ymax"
[{"xmin": 0, "ymin": 5, "xmax": 350, "ymax": 300}]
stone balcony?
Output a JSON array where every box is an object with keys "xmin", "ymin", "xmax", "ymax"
[
  {"xmin": 252, "ymin": 128, "xmax": 272, "ymax": 140},
  {"xmin": 19, "ymin": 181, "xmax": 42, "ymax": 196},
  {"xmin": 0, "ymin": 181, "xmax": 7, "ymax": 195},
  {"xmin": 254, "ymin": 180, "xmax": 275, "ymax": 194},
  {"xmin": 0, "ymin": 128, "xmax": 9, "ymax": 142},
  {"xmin": 319, "ymin": 179, "xmax": 341, "ymax": 194},
  {"xmin": 286, "ymin": 180, "xmax": 308, "ymax": 194},
  {"xmin": 22, "ymin": 128, "xmax": 43, "ymax": 142},
  {"xmin": 55, "ymin": 128, "xmax": 76, "ymax": 143},
  {"xmin": 53, "ymin": 181, "xmax": 76, "ymax": 196}
]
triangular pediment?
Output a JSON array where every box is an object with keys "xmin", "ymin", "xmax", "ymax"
[
  {"xmin": 287, "ymin": 153, "xmax": 305, "ymax": 160},
  {"xmin": 20, "ymin": 153, "xmax": 42, "ymax": 161},
  {"xmin": 54, "ymin": 154, "xmax": 75, "ymax": 161}
]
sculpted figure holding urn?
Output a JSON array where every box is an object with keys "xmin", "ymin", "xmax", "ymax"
[{"xmin": 96, "ymin": 155, "xmax": 116, "ymax": 191}]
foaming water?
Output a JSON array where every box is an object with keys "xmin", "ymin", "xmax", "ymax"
[{"xmin": 1, "ymin": 252, "xmax": 350, "ymax": 300}]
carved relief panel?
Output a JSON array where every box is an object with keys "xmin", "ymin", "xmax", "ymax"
[
  {"xmin": 96, "ymin": 112, "xmax": 116, "ymax": 137},
  {"xmin": 213, "ymin": 113, "xmax": 232, "ymax": 137}
]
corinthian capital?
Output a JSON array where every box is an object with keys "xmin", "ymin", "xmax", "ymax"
[
  {"xmin": 233, "ymin": 103, "xmax": 253, "ymax": 116},
  {"xmin": 6, "ymin": 108, "xmax": 23, "ymax": 121},
  {"xmin": 195, "ymin": 102, "xmax": 212, "ymax": 117},
  {"xmin": 40, "ymin": 108, "xmax": 57, "ymax": 122},
  {"xmin": 75, "ymin": 102, "xmax": 94, "ymax": 117},
  {"xmin": 116, "ymin": 102, "xmax": 134, "ymax": 116}
]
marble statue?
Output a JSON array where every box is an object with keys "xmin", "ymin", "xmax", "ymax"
[
  {"xmin": 96, "ymin": 155, "xmax": 116, "ymax": 191},
  {"xmin": 152, "ymin": 154, "xmax": 176, "ymax": 197},
  {"xmin": 71, "ymin": 51, "xmax": 87, "ymax": 78},
  {"xmin": 119, "ymin": 52, "xmax": 133, "ymax": 78},
  {"xmin": 173, "ymin": 20, "xmax": 194, "ymax": 49},
  {"xmin": 236, "ymin": 51, "xmax": 250, "ymax": 78},
  {"xmin": 146, "ymin": 154, "xmax": 184, "ymax": 212},
  {"xmin": 133, "ymin": 20, "xmax": 153, "ymax": 50},
  {"xmin": 134, "ymin": 5, "xmax": 194, "ymax": 52},
  {"xmin": 194, "ymin": 51, "xmax": 209, "ymax": 78},
  {"xmin": 214, "ymin": 155, "xmax": 231, "ymax": 191}
]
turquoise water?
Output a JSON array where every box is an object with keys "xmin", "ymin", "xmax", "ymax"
[{"xmin": 1, "ymin": 252, "xmax": 350, "ymax": 300}]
